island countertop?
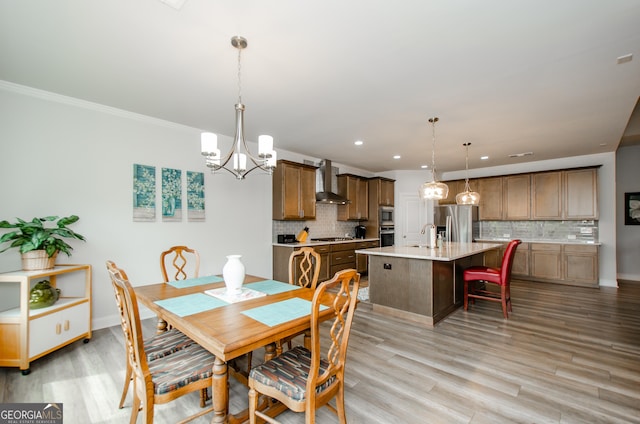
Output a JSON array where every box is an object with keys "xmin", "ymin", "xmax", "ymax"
[{"xmin": 355, "ymin": 242, "xmax": 503, "ymax": 261}]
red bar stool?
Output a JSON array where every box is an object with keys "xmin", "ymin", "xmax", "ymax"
[{"xmin": 463, "ymin": 239, "xmax": 521, "ymax": 318}]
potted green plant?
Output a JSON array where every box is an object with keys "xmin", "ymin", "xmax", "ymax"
[{"xmin": 0, "ymin": 215, "xmax": 86, "ymax": 270}]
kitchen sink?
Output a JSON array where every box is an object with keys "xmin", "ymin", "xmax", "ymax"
[{"xmin": 311, "ymin": 237, "xmax": 354, "ymax": 242}]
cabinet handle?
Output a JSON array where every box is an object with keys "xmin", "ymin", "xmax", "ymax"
[
  {"xmin": 64, "ymin": 320, "xmax": 70, "ymax": 331},
  {"xmin": 56, "ymin": 323, "xmax": 62, "ymax": 335}
]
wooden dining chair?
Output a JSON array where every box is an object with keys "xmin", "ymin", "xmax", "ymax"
[
  {"xmin": 279, "ymin": 247, "xmax": 322, "ymax": 351},
  {"xmin": 106, "ymin": 261, "xmax": 199, "ymax": 409},
  {"xmin": 106, "ymin": 261, "xmax": 215, "ymax": 423},
  {"xmin": 463, "ymin": 239, "xmax": 522, "ymax": 318},
  {"xmin": 157, "ymin": 245, "xmax": 201, "ymax": 334},
  {"xmin": 248, "ymin": 268, "xmax": 360, "ymax": 424}
]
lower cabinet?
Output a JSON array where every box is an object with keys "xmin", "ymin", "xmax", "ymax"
[
  {"xmin": 29, "ymin": 302, "xmax": 90, "ymax": 357},
  {"xmin": 483, "ymin": 242, "xmax": 599, "ymax": 287},
  {"xmin": 273, "ymin": 240, "xmax": 378, "ymax": 284}
]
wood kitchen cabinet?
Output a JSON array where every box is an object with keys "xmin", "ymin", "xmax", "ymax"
[
  {"xmin": 356, "ymin": 240, "xmax": 379, "ymax": 274},
  {"xmin": 478, "ymin": 175, "xmax": 530, "ymax": 220},
  {"xmin": 0, "ymin": 264, "xmax": 92, "ymax": 374},
  {"xmin": 329, "ymin": 242, "xmax": 357, "ymax": 278},
  {"xmin": 531, "ymin": 168, "xmax": 598, "ymax": 220},
  {"xmin": 477, "ymin": 177, "xmax": 504, "ymax": 220},
  {"xmin": 564, "ymin": 168, "xmax": 598, "ymax": 220},
  {"xmin": 482, "ymin": 242, "xmax": 529, "ymax": 277},
  {"xmin": 530, "ymin": 243, "xmax": 562, "ymax": 281},
  {"xmin": 337, "ymin": 174, "xmax": 369, "ymax": 221},
  {"xmin": 563, "ymin": 244, "xmax": 599, "ymax": 286},
  {"xmin": 369, "ymin": 177, "xmax": 395, "ymax": 207},
  {"xmin": 272, "ymin": 160, "xmax": 318, "ymax": 220},
  {"xmin": 439, "ymin": 180, "xmax": 464, "ymax": 205}
]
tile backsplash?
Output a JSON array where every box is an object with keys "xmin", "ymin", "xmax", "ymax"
[
  {"xmin": 272, "ymin": 204, "xmax": 360, "ymax": 241},
  {"xmin": 480, "ymin": 220, "xmax": 598, "ymax": 243}
]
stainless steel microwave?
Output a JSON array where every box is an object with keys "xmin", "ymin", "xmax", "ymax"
[{"xmin": 379, "ymin": 206, "xmax": 394, "ymax": 225}]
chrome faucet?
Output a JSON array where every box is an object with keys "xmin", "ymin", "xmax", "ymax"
[{"xmin": 420, "ymin": 223, "xmax": 434, "ymax": 234}]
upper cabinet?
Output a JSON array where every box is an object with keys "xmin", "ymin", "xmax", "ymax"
[
  {"xmin": 477, "ymin": 177, "xmax": 504, "ymax": 220},
  {"xmin": 337, "ymin": 174, "xmax": 369, "ymax": 221},
  {"xmin": 369, "ymin": 177, "xmax": 395, "ymax": 207},
  {"xmin": 532, "ymin": 168, "xmax": 598, "ymax": 220},
  {"xmin": 564, "ymin": 168, "xmax": 598, "ymax": 220},
  {"xmin": 272, "ymin": 160, "xmax": 318, "ymax": 220},
  {"xmin": 439, "ymin": 179, "xmax": 464, "ymax": 205},
  {"xmin": 479, "ymin": 167, "xmax": 598, "ymax": 221}
]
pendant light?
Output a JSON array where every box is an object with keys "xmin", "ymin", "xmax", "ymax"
[
  {"xmin": 200, "ymin": 36, "xmax": 277, "ymax": 179},
  {"xmin": 455, "ymin": 142, "xmax": 480, "ymax": 205},
  {"xmin": 419, "ymin": 117, "xmax": 449, "ymax": 200}
]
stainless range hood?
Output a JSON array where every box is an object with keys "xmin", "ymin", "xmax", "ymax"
[{"xmin": 315, "ymin": 159, "xmax": 349, "ymax": 205}]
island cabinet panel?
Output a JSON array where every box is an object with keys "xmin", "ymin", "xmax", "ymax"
[
  {"xmin": 564, "ymin": 168, "xmax": 598, "ymax": 220},
  {"xmin": 503, "ymin": 175, "xmax": 531, "ymax": 220},
  {"xmin": 532, "ymin": 171, "xmax": 563, "ymax": 219},
  {"xmin": 272, "ymin": 160, "xmax": 317, "ymax": 220},
  {"xmin": 368, "ymin": 256, "xmax": 433, "ymax": 317},
  {"xmin": 477, "ymin": 177, "xmax": 504, "ymax": 220},
  {"xmin": 530, "ymin": 243, "xmax": 562, "ymax": 281}
]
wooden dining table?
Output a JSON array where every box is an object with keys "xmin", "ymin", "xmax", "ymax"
[{"xmin": 134, "ymin": 274, "xmax": 339, "ymax": 424}]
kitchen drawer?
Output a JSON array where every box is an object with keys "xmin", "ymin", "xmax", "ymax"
[
  {"xmin": 356, "ymin": 240, "xmax": 379, "ymax": 249},
  {"xmin": 29, "ymin": 301, "xmax": 90, "ymax": 358},
  {"xmin": 330, "ymin": 251, "xmax": 356, "ymax": 265},
  {"xmin": 331, "ymin": 242, "xmax": 356, "ymax": 252},
  {"xmin": 312, "ymin": 244, "xmax": 331, "ymax": 254}
]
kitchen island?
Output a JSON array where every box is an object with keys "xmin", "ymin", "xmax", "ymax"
[{"xmin": 355, "ymin": 242, "xmax": 502, "ymax": 325}]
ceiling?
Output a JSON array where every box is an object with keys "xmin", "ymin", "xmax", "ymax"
[{"xmin": 1, "ymin": 1, "xmax": 639, "ymax": 173}]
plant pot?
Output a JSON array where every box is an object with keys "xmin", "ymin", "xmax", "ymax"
[{"xmin": 21, "ymin": 250, "xmax": 57, "ymax": 271}]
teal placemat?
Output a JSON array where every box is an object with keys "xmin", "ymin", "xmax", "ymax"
[
  {"xmin": 245, "ymin": 280, "xmax": 301, "ymax": 295},
  {"xmin": 155, "ymin": 293, "xmax": 228, "ymax": 317},
  {"xmin": 167, "ymin": 275, "xmax": 223, "ymax": 288},
  {"xmin": 241, "ymin": 298, "xmax": 327, "ymax": 327}
]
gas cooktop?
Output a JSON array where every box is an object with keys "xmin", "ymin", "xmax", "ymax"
[{"xmin": 310, "ymin": 237, "xmax": 354, "ymax": 242}]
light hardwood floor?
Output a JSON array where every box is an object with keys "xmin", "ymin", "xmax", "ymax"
[{"xmin": 1, "ymin": 279, "xmax": 638, "ymax": 424}]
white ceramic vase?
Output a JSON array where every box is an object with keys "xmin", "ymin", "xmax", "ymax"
[{"xmin": 223, "ymin": 254, "xmax": 245, "ymax": 295}]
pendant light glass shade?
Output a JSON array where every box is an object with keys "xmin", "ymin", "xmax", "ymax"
[
  {"xmin": 419, "ymin": 117, "xmax": 449, "ymax": 200},
  {"xmin": 455, "ymin": 142, "xmax": 480, "ymax": 205}
]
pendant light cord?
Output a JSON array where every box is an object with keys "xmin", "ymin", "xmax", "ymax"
[
  {"xmin": 237, "ymin": 46, "xmax": 242, "ymax": 104},
  {"xmin": 429, "ymin": 117, "xmax": 439, "ymax": 182}
]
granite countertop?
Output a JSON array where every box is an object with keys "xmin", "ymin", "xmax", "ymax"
[
  {"xmin": 355, "ymin": 242, "xmax": 503, "ymax": 262},
  {"xmin": 273, "ymin": 237, "xmax": 380, "ymax": 247},
  {"xmin": 475, "ymin": 238, "xmax": 601, "ymax": 246}
]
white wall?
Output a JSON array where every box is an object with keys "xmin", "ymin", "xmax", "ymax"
[
  {"xmin": 616, "ymin": 144, "xmax": 640, "ymax": 281},
  {"xmin": 0, "ymin": 82, "xmax": 274, "ymax": 329},
  {"xmin": 385, "ymin": 153, "xmax": 618, "ymax": 287}
]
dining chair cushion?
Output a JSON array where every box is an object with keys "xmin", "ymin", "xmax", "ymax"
[
  {"xmin": 150, "ymin": 343, "xmax": 216, "ymax": 396},
  {"xmin": 249, "ymin": 346, "xmax": 335, "ymax": 402},
  {"xmin": 144, "ymin": 328, "xmax": 194, "ymax": 362}
]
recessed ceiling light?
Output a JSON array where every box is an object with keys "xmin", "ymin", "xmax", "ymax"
[
  {"xmin": 508, "ymin": 152, "xmax": 534, "ymax": 158},
  {"xmin": 393, "ymin": 155, "xmax": 401, "ymax": 159},
  {"xmin": 159, "ymin": 0, "xmax": 187, "ymax": 9},
  {"xmin": 617, "ymin": 53, "xmax": 633, "ymax": 64},
  {"xmin": 421, "ymin": 165, "xmax": 429, "ymax": 169},
  {"xmin": 480, "ymin": 156, "xmax": 489, "ymax": 160},
  {"xmin": 354, "ymin": 140, "xmax": 364, "ymax": 146}
]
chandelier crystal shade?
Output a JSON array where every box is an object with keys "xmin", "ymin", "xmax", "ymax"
[
  {"xmin": 455, "ymin": 142, "xmax": 481, "ymax": 205},
  {"xmin": 419, "ymin": 117, "xmax": 449, "ymax": 200},
  {"xmin": 200, "ymin": 36, "xmax": 277, "ymax": 179}
]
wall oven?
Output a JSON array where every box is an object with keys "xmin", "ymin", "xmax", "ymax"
[
  {"xmin": 379, "ymin": 206, "xmax": 394, "ymax": 226},
  {"xmin": 380, "ymin": 225, "xmax": 395, "ymax": 247}
]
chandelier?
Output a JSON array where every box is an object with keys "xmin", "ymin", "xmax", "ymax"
[
  {"xmin": 200, "ymin": 36, "xmax": 277, "ymax": 179},
  {"xmin": 419, "ymin": 117, "xmax": 449, "ymax": 200},
  {"xmin": 456, "ymin": 142, "xmax": 480, "ymax": 205}
]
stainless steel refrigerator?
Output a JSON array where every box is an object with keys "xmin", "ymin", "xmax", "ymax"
[{"xmin": 434, "ymin": 205, "xmax": 479, "ymax": 243}]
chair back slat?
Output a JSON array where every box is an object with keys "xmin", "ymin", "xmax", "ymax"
[
  {"xmin": 288, "ymin": 247, "xmax": 321, "ymax": 289},
  {"xmin": 308, "ymin": 269, "xmax": 360, "ymax": 397},
  {"xmin": 160, "ymin": 245, "xmax": 200, "ymax": 282}
]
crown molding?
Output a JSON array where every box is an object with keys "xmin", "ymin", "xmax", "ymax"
[{"xmin": 0, "ymin": 79, "xmax": 197, "ymax": 132}]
